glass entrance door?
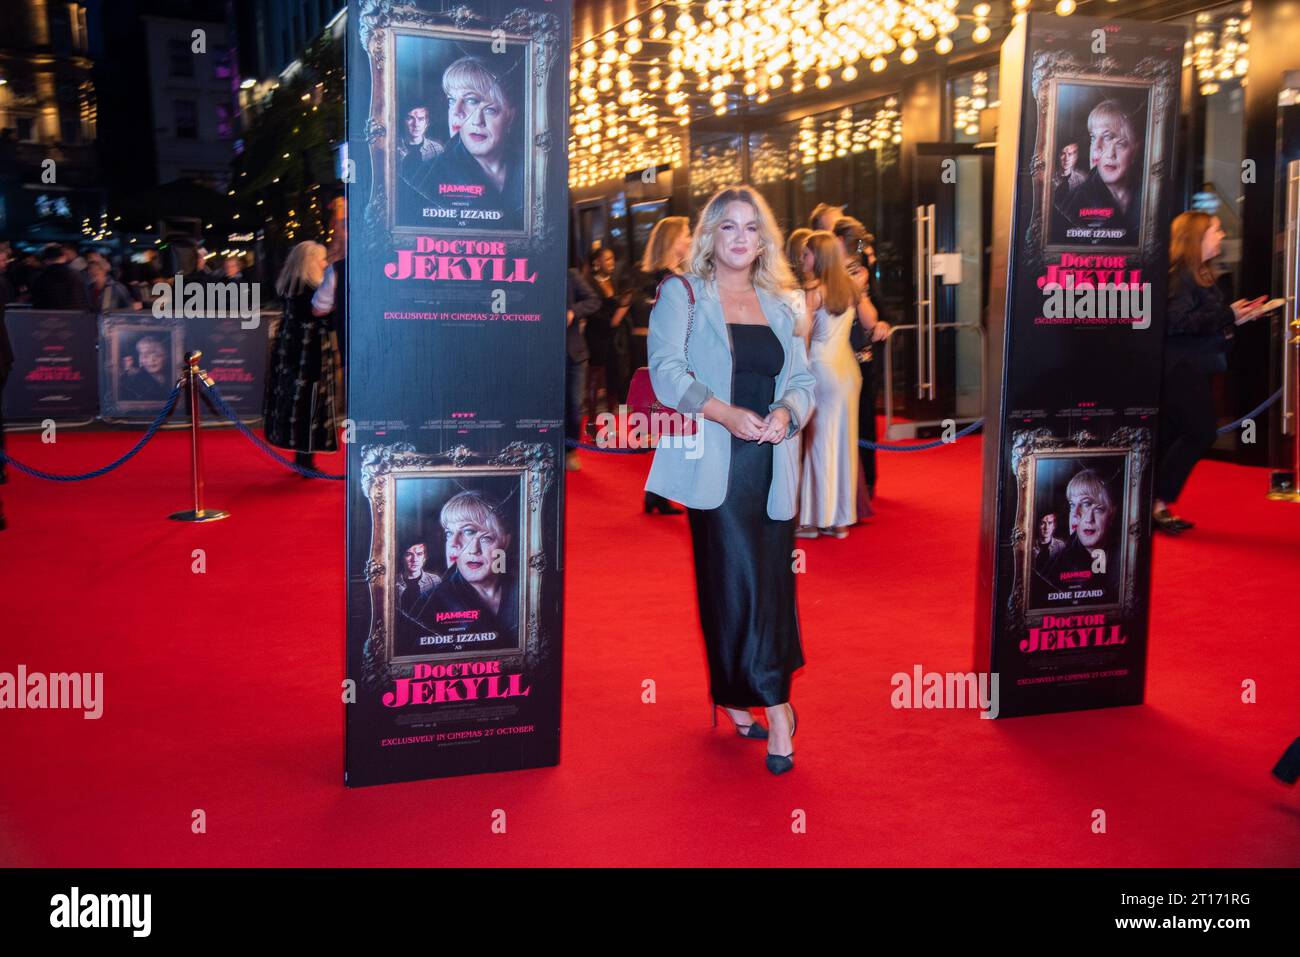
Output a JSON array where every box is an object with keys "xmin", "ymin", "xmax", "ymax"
[{"xmin": 885, "ymin": 143, "xmax": 993, "ymax": 438}]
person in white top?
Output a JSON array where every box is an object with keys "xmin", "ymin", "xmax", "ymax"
[{"xmin": 796, "ymin": 231, "xmax": 862, "ymax": 539}]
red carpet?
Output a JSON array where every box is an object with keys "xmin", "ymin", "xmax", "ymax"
[{"xmin": 1, "ymin": 426, "xmax": 1298, "ymax": 866}]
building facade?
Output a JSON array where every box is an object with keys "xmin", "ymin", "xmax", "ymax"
[
  {"xmin": 141, "ymin": 15, "xmax": 238, "ymax": 190},
  {"xmin": 0, "ymin": 0, "xmax": 102, "ymax": 242}
]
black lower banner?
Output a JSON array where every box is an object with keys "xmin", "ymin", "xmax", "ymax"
[
  {"xmin": 343, "ymin": 0, "xmax": 569, "ymax": 786},
  {"xmin": 1, "ymin": 309, "xmax": 99, "ymax": 423},
  {"xmin": 977, "ymin": 14, "xmax": 1184, "ymax": 716}
]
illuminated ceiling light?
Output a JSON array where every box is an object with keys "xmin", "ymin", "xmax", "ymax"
[
  {"xmin": 567, "ymin": 0, "xmax": 975, "ymax": 185},
  {"xmin": 1056, "ymin": 0, "xmax": 1076, "ymax": 15}
]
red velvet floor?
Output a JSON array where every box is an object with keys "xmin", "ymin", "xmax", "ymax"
[{"xmin": 1, "ymin": 427, "xmax": 1298, "ymax": 867}]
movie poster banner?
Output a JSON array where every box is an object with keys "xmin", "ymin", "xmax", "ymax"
[
  {"xmin": 183, "ymin": 313, "xmax": 271, "ymax": 423},
  {"xmin": 1, "ymin": 310, "xmax": 99, "ymax": 423},
  {"xmin": 976, "ymin": 14, "xmax": 1183, "ymax": 717},
  {"xmin": 345, "ymin": 0, "xmax": 568, "ymax": 786},
  {"xmin": 98, "ymin": 313, "xmax": 185, "ymax": 420}
]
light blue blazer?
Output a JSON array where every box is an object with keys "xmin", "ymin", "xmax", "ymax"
[{"xmin": 643, "ymin": 273, "xmax": 816, "ymax": 520}]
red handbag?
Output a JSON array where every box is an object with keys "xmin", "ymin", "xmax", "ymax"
[{"xmin": 626, "ymin": 274, "xmax": 698, "ymax": 435}]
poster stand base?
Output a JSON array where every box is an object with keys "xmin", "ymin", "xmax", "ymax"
[{"xmin": 168, "ymin": 509, "xmax": 231, "ymax": 523}]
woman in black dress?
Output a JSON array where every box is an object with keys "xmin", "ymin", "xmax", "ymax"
[
  {"xmin": 1154, "ymin": 212, "xmax": 1267, "ymax": 532},
  {"xmin": 263, "ymin": 240, "xmax": 339, "ymax": 471},
  {"xmin": 631, "ymin": 216, "xmax": 692, "ymax": 514},
  {"xmin": 582, "ymin": 247, "xmax": 631, "ymax": 433},
  {"xmin": 631, "ymin": 216, "xmax": 692, "ymax": 368},
  {"xmin": 645, "ymin": 186, "xmax": 817, "ymax": 774}
]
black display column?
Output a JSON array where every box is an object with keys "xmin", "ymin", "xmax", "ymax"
[
  {"xmin": 344, "ymin": 0, "xmax": 569, "ymax": 785},
  {"xmin": 976, "ymin": 14, "xmax": 1184, "ymax": 717}
]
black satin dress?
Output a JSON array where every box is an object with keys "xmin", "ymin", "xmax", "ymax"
[{"xmin": 686, "ymin": 323, "xmax": 805, "ymax": 708}]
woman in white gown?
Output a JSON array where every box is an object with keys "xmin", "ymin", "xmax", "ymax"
[{"xmin": 796, "ymin": 232, "xmax": 862, "ymax": 538}]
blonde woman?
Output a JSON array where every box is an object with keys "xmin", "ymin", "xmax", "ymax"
[
  {"xmin": 646, "ymin": 185, "xmax": 816, "ymax": 775},
  {"xmin": 796, "ymin": 232, "xmax": 862, "ymax": 539},
  {"xmin": 640, "ymin": 215, "xmax": 692, "ymax": 278},
  {"xmin": 633, "ymin": 215, "xmax": 692, "ymax": 514},
  {"xmin": 264, "ymin": 241, "xmax": 338, "ymax": 470}
]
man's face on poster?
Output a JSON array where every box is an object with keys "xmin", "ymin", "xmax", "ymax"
[
  {"xmin": 403, "ymin": 543, "xmax": 427, "ymax": 578},
  {"xmin": 1089, "ymin": 116, "xmax": 1135, "ymax": 187},
  {"xmin": 405, "ymin": 107, "xmax": 429, "ymax": 143},
  {"xmin": 1039, "ymin": 513, "xmax": 1057, "ymax": 543},
  {"xmin": 445, "ymin": 518, "xmax": 504, "ymax": 585},
  {"xmin": 136, "ymin": 339, "xmax": 165, "ymax": 375},
  {"xmin": 1069, "ymin": 489, "xmax": 1113, "ymax": 549},
  {"xmin": 1059, "ymin": 143, "xmax": 1078, "ymax": 175},
  {"xmin": 449, "ymin": 87, "xmax": 509, "ymax": 158}
]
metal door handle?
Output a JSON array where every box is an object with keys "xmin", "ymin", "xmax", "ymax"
[
  {"xmin": 1286, "ymin": 161, "xmax": 1300, "ymax": 435},
  {"xmin": 926, "ymin": 202, "xmax": 937, "ymax": 401}
]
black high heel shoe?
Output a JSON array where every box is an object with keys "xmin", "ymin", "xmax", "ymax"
[
  {"xmin": 1273, "ymin": 737, "xmax": 1300, "ymax": 785},
  {"xmin": 765, "ymin": 703, "xmax": 797, "ymax": 775},
  {"xmin": 644, "ymin": 491, "xmax": 684, "ymax": 515},
  {"xmin": 1152, "ymin": 509, "xmax": 1183, "ymax": 535},
  {"xmin": 715, "ymin": 705, "xmax": 768, "ymax": 740}
]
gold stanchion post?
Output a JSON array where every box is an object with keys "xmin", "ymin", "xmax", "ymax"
[{"xmin": 169, "ymin": 351, "xmax": 230, "ymax": 522}]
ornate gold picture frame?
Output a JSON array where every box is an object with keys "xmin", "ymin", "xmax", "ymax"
[
  {"xmin": 1008, "ymin": 427, "xmax": 1150, "ymax": 628},
  {"xmin": 359, "ymin": 441, "xmax": 553, "ymax": 689},
  {"xmin": 98, "ymin": 313, "xmax": 184, "ymax": 419},
  {"xmin": 1027, "ymin": 50, "xmax": 1177, "ymax": 264},
  {"xmin": 359, "ymin": 1, "xmax": 561, "ymax": 245}
]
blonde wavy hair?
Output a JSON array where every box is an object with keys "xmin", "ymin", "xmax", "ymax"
[
  {"xmin": 640, "ymin": 215, "xmax": 690, "ymax": 273},
  {"xmin": 275, "ymin": 240, "xmax": 326, "ymax": 298},
  {"xmin": 785, "ymin": 227, "xmax": 813, "ymax": 287},
  {"xmin": 804, "ymin": 231, "xmax": 857, "ymax": 316},
  {"xmin": 688, "ymin": 185, "xmax": 795, "ymax": 296}
]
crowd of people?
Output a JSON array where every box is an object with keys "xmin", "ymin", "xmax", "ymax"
[
  {"xmin": 0, "ymin": 240, "xmax": 251, "ymax": 315},
  {"xmin": 0, "ymin": 191, "xmax": 1265, "ymax": 560},
  {"xmin": 0, "ymin": 238, "xmax": 251, "ymax": 528},
  {"xmin": 565, "ymin": 200, "xmax": 891, "ymax": 534}
]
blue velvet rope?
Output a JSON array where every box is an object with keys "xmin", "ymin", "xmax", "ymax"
[
  {"xmin": 198, "ymin": 378, "xmax": 346, "ymax": 480},
  {"xmin": 563, "ymin": 388, "xmax": 1285, "ymax": 455},
  {"xmin": 0, "ymin": 383, "xmax": 182, "ymax": 481}
]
